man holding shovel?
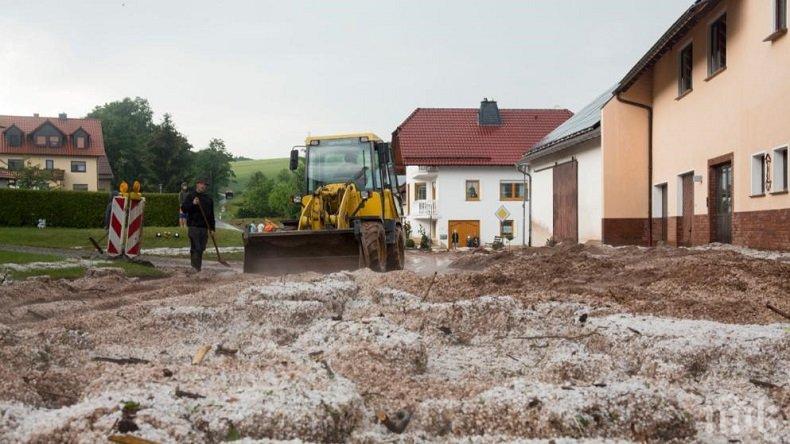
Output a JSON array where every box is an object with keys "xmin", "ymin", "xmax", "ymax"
[{"xmin": 181, "ymin": 178, "xmax": 216, "ymax": 271}]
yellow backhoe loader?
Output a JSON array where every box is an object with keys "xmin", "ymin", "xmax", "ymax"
[{"xmin": 243, "ymin": 133, "xmax": 405, "ymax": 274}]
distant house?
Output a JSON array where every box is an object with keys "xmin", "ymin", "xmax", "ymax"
[
  {"xmin": 0, "ymin": 114, "xmax": 112, "ymax": 191},
  {"xmin": 518, "ymin": 87, "xmax": 615, "ymax": 245},
  {"xmin": 601, "ymin": 0, "xmax": 790, "ymax": 250},
  {"xmin": 392, "ymin": 99, "xmax": 571, "ymax": 247}
]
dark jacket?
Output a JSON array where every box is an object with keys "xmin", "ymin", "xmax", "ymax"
[{"xmin": 181, "ymin": 190, "xmax": 216, "ymax": 231}]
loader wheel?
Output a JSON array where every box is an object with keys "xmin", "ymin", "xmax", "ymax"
[
  {"xmin": 361, "ymin": 221, "xmax": 387, "ymax": 272},
  {"xmin": 386, "ymin": 226, "xmax": 406, "ymax": 271}
]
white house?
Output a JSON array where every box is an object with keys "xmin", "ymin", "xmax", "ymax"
[
  {"xmin": 392, "ymin": 99, "xmax": 572, "ymax": 248},
  {"xmin": 517, "ymin": 87, "xmax": 614, "ymax": 245}
]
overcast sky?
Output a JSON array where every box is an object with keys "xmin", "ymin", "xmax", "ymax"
[{"xmin": 0, "ymin": 0, "xmax": 690, "ymax": 158}]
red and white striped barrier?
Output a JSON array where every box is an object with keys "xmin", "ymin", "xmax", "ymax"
[
  {"xmin": 125, "ymin": 198, "xmax": 146, "ymax": 258},
  {"xmin": 107, "ymin": 195, "xmax": 128, "ymax": 257}
]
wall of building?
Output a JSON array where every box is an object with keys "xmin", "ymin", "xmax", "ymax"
[
  {"xmin": 527, "ymin": 137, "xmax": 603, "ymax": 245},
  {"xmin": 648, "ymin": 0, "xmax": 790, "ymax": 249},
  {"xmin": 0, "ymin": 155, "xmax": 99, "ymax": 191},
  {"xmin": 600, "ymin": 72, "xmax": 653, "ymax": 245},
  {"xmin": 405, "ymin": 165, "xmax": 527, "ymax": 247}
]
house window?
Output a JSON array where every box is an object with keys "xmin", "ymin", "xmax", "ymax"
[
  {"xmin": 775, "ymin": 0, "xmax": 788, "ymax": 32},
  {"xmin": 751, "ymin": 153, "xmax": 766, "ymax": 195},
  {"xmin": 45, "ymin": 159, "xmax": 54, "ymax": 170},
  {"xmin": 415, "ymin": 183, "xmax": 427, "ymax": 200},
  {"xmin": 773, "ymin": 147, "xmax": 788, "ymax": 192},
  {"xmin": 36, "ymin": 135, "xmax": 47, "ymax": 146},
  {"xmin": 49, "ymin": 136, "xmax": 61, "ymax": 147},
  {"xmin": 709, "ymin": 14, "xmax": 727, "ymax": 75},
  {"xmin": 8, "ymin": 159, "xmax": 25, "ymax": 171},
  {"xmin": 465, "ymin": 180, "xmax": 480, "ymax": 201},
  {"xmin": 500, "ymin": 220, "xmax": 514, "ymax": 238},
  {"xmin": 500, "ymin": 180, "xmax": 525, "ymax": 201},
  {"xmin": 72, "ymin": 184, "xmax": 88, "ymax": 191},
  {"xmin": 678, "ymin": 43, "xmax": 693, "ymax": 95},
  {"xmin": 71, "ymin": 161, "xmax": 87, "ymax": 173},
  {"xmin": 76, "ymin": 136, "xmax": 86, "ymax": 148},
  {"xmin": 8, "ymin": 134, "xmax": 21, "ymax": 147}
]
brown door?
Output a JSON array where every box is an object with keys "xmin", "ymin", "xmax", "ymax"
[
  {"xmin": 553, "ymin": 160, "xmax": 578, "ymax": 243},
  {"xmin": 712, "ymin": 163, "xmax": 733, "ymax": 243},
  {"xmin": 679, "ymin": 173, "xmax": 694, "ymax": 246},
  {"xmin": 448, "ymin": 220, "xmax": 480, "ymax": 247},
  {"xmin": 657, "ymin": 184, "xmax": 668, "ymax": 243}
]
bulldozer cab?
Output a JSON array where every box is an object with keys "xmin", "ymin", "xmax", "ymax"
[{"xmin": 243, "ymin": 133, "xmax": 405, "ymax": 275}]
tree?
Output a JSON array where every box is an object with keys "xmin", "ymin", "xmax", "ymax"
[
  {"xmin": 192, "ymin": 138, "xmax": 235, "ymax": 199},
  {"xmin": 14, "ymin": 161, "xmax": 55, "ymax": 190},
  {"xmin": 143, "ymin": 114, "xmax": 193, "ymax": 192},
  {"xmin": 239, "ymin": 171, "xmax": 275, "ymax": 217},
  {"xmin": 87, "ymin": 97, "xmax": 155, "ymax": 185}
]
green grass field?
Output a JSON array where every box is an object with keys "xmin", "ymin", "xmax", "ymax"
[
  {"xmin": 230, "ymin": 158, "xmax": 290, "ymax": 192},
  {"xmin": 0, "ymin": 226, "xmax": 243, "ymax": 250}
]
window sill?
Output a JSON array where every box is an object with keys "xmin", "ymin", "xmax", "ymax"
[
  {"xmin": 705, "ymin": 67, "xmax": 727, "ymax": 82},
  {"xmin": 676, "ymin": 88, "xmax": 693, "ymax": 101},
  {"xmin": 750, "ymin": 193, "xmax": 766, "ymax": 198},
  {"xmin": 763, "ymin": 28, "xmax": 787, "ymax": 42},
  {"xmin": 500, "ymin": 198, "xmax": 523, "ymax": 202},
  {"xmin": 770, "ymin": 189, "xmax": 789, "ymax": 195},
  {"xmin": 465, "ymin": 199, "xmax": 480, "ymax": 202}
]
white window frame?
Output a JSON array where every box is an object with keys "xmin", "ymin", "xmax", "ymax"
[
  {"xmin": 677, "ymin": 40, "xmax": 694, "ymax": 96},
  {"xmin": 751, "ymin": 152, "xmax": 767, "ymax": 196},
  {"xmin": 71, "ymin": 161, "xmax": 87, "ymax": 173},
  {"xmin": 707, "ymin": 11, "xmax": 727, "ymax": 76},
  {"xmin": 45, "ymin": 159, "xmax": 54, "ymax": 170},
  {"xmin": 771, "ymin": 145, "xmax": 788, "ymax": 192}
]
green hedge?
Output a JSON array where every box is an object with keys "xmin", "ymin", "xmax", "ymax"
[{"xmin": 0, "ymin": 189, "xmax": 180, "ymax": 228}]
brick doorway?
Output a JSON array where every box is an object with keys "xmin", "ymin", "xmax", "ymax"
[{"xmin": 708, "ymin": 153, "xmax": 734, "ymax": 244}]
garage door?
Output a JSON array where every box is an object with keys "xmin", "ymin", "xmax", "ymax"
[
  {"xmin": 553, "ymin": 160, "xmax": 578, "ymax": 243},
  {"xmin": 448, "ymin": 220, "xmax": 480, "ymax": 247}
]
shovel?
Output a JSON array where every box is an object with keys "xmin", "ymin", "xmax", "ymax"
[
  {"xmin": 88, "ymin": 231, "xmax": 109, "ymax": 254},
  {"xmin": 196, "ymin": 199, "xmax": 231, "ymax": 267}
]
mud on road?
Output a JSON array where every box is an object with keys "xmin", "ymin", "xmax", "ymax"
[{"xmin": 0, "ymin": 244, "xmax": 788, "ymax": 442}]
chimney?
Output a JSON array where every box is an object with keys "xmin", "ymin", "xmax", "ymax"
[
  {"xmin": 33, "ymin": 113, "xmax": 39, "ymax": 117},
  {"xmin": 59, "ymin": 113, "xmax": 67, "ymax": 120},
  {"xmin": 478, "ymin": 98, "xmax": 501, "ymax": 126}
]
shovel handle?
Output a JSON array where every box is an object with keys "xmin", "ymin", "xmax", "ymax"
[{"xmin": 196, "ymin": 199, "xmax": 229, "ymax": 266}]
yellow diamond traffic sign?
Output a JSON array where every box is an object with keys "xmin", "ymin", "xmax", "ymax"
[{"xmin": 495, "ymin": 205, "xmax": 511, "ymax": 222}]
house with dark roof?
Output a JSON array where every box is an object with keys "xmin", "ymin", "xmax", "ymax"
[
  {"xmin": 392, "ymin": 99, "xmax": 571, "ymax": 247},
  {"xmin": 0, "ymin": 113, "xmax": 113, "ymax": 191},
  {"xmin": 517, "ymin": 86, "xmax": 615, "ymax": 245}
]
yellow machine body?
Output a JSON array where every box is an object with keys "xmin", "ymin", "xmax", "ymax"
[{"xmin": 243, "ymin": 132, "xmax": 405, "ymax": 275}]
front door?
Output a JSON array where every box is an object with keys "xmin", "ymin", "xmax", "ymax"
[
  {"xmin": 448, "ymin": 220, "xmax": 480, "ymax": 247},
  {"xmin": 553, "ymin": 160, "xmax": 579, "ymax": 243},
  {"xmin": 713, "ymin": 163, "xmax": 733, "ymax": 243},
  {"xmin": 679, "ymin": 173, "xmax": 694, "ymax": 246}
]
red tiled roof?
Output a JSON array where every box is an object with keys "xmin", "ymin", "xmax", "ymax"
[
  {"xmin": 97, "ymin": 155, "xmax": 114, "ymax": 179},
  {"xmin": 393, "ymin": 108, "xmax": 572, "ymax": 166},
  {"xmin": 0, "ymin": 115, "xmax": 106, "ymax": 157}
]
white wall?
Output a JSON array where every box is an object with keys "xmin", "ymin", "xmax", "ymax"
[
  {"xmin": 405, "ymin": 165, "xmax": 528, "ymax": 247},
  {"xmin": 527, "ymin": 137, "xmax": 602, "ymax": 245}
]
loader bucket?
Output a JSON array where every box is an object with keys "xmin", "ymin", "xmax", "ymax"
[{"xmin": 243, "ymin": 229, "xmax": 361, "ymax": 275}]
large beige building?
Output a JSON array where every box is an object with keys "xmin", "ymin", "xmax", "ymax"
[
  {"xmin": 0, "ymin": 114, "xmax": 113, "ymax": 191},
  {"xmin": 602, "ymin": 0, "xmax": 789, "ymax": 250}
]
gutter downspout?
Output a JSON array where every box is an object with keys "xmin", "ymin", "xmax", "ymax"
[
  {"xmin": 516, "ymin": 163, "xmax": 532, "ymax": 247},
  {"xmin": 615, "ymin": 93, "xmax": 653, "ymax": 247}
]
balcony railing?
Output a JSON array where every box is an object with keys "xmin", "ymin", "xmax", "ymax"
[
  {"xmin": 413, "ymin": 166, "xmax": 438, "ymax": 180},
  {"xmin": 411, "ymin": 199, "xmax": 437, "ymax": 219}
]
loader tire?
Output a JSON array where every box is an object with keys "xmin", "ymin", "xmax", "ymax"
[
  {"xmin": 361, "ymin": 221, "xmax": 387, "ymax": 272},
  {"xmin": 386, "ymin": 225, "xmax": 406, "ymax": 271}
]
